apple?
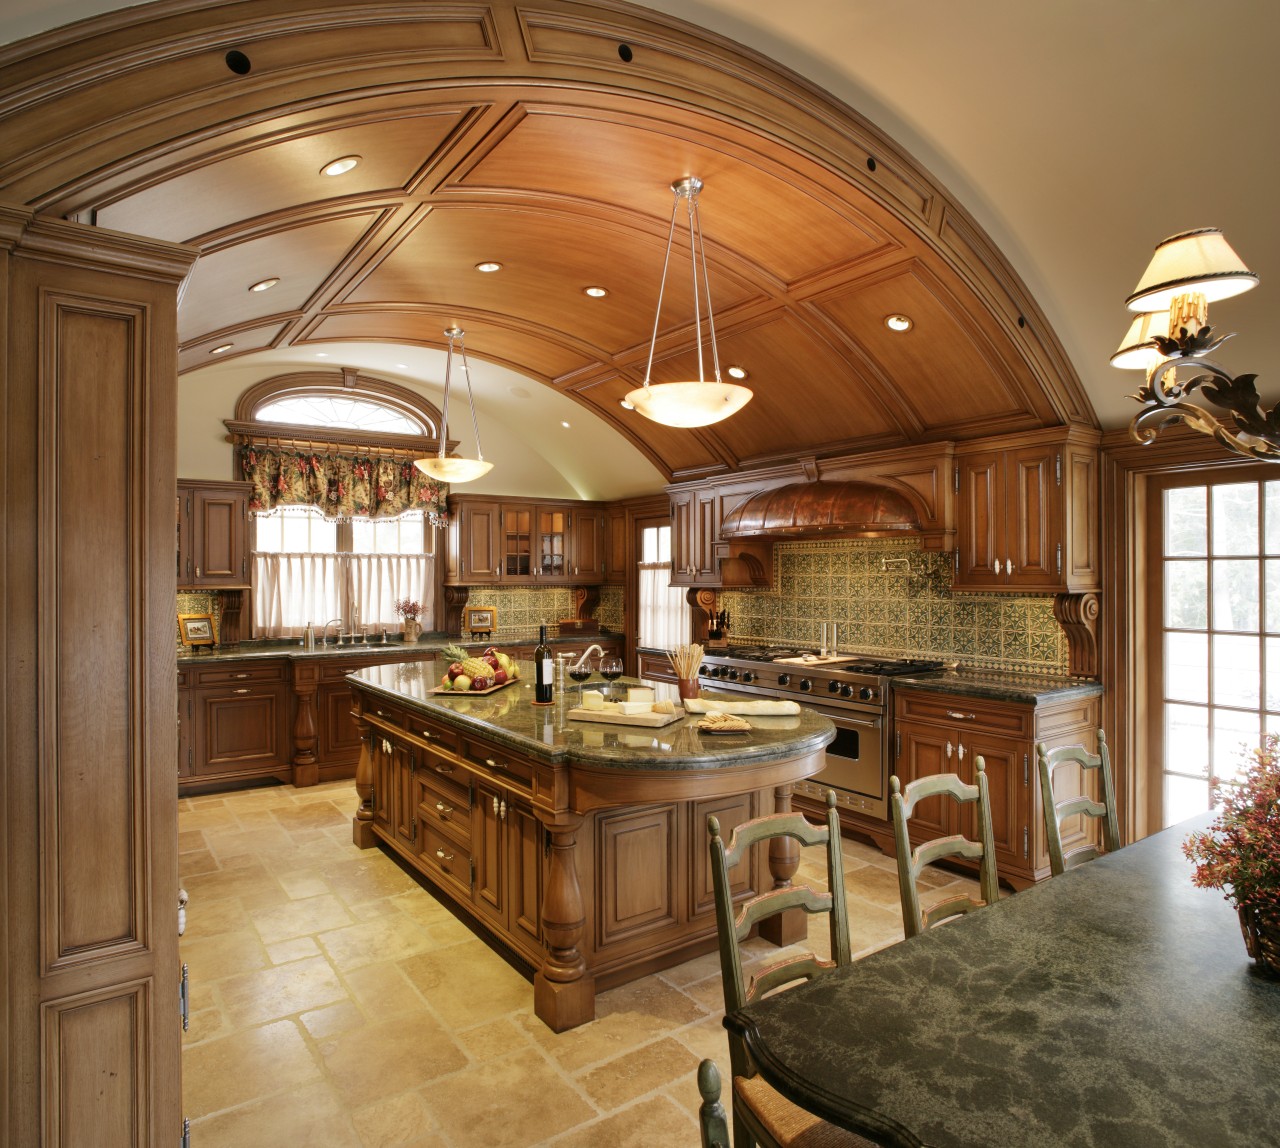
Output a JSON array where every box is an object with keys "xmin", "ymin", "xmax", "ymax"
[
  {"xmin": 447, "ymin": 661, "xmax": 464, "ymax": 680},
  {"xmin": 452, "ymin": 674, "xmax": 472, "ymax": 692},
  {"xmin": 440, "ymin": 673, "xmax": 451, "ymax": 689},
  {"xmin": 484, "ymin": 654, "xmax": 500, "ymax": 670},
  {"xmin": 492, "ymin": 669, "xmax": 508, "ymax": 685},
  {"xmin": 471, "ymin": 675, "xmax": 492, "ymax": 691}
]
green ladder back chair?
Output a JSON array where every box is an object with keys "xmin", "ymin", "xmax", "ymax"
[
  {"xmin": 706, "ymin": 791, "xmax": 873, "ymax": 1148},
  {"xmin": 1037, "ymin": 730, "xmax": 1121, "ymax": 877},
  {"xmin": 890, "ymin": 759, "xmax": 999, "ymax": 939}
]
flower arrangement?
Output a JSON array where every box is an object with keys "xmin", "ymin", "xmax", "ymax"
[
  {"xmin": 1183, "ymin": 733, "xmax": 1280, "ymax": 975},
  {"xmin": 395, "ymin": 598, "xmax": 423, "ymax": 622}
]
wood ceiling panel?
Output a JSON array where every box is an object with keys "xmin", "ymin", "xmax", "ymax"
[
  {"xmin": 812, "ymin": 266, "xmax": 1041, "ymax": 437},
  {"xmin": 177, "ymin": 213, "xmax": 380, "ymax": 343},
  {"xmin": 177, "ymin": 324, "xmax": 290, "ymax": 374},
  {"xmin": 304, "ymin": 312, "xmax": 593, "ymax": 382},
  {"xmin": 455, "ymin": 108, "xmax": 891, "ymax": 284},
  {"xmin": 94, "ymin": 112, "xmax": 471, "ymax": 242},
  {"xmin": 341, "ymin": 203, "xmax": 762, "ymax": 358},
  {"xmin": 640, "ymin": 314, "xmax": 907, "ymax": 463}
]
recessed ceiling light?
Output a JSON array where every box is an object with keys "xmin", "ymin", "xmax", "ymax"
[
  {"xmin": 210, "ymin": 343, "xmax": 233, "ymax": 354},
  {"xmin": 315, "ymin": 352, "xmax": 328, "ymax": 358},
  {"xmin": 396, "ymin": 363, "xmax": 408, "ymax": 370},
  {"xmin": 885, "ymin": 314, "xmax": 914, "ymax": 333},
  {"xmin": 619, "ymin": 399, "xmax": 635, "ymax": 410},
  {"xmin": 726, "ymin": 365, "xmax": 748, "ymax": 380},
  {"xmin": 583, "ymin": 286, "xmax": 608, "ymax": 298},
  {"xmin": 561, "ymin": 421, "xmax": 571, "ymax": 429},
  {"xmin": 320, "ymin": 155, "xmax": 360, "ymax": 177},
  {"xmin": 475, "ymin": 262, "xmax": 503, "ymax": 273},
  {"xmin": 248, "ymin": 277, "xmax": 279, "ymax": 293}
]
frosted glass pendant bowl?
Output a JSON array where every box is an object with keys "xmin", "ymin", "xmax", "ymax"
[
  {"xmin": 631, "ymin": 175, "xmax": 753, "ymax": 429},
  {"xmin": 624, "ymin": 380, "xmax": 753, "ymax": 427},
  {"xmin": 413, "ymin": 455, "xmax": 493, "ymax": 482}
]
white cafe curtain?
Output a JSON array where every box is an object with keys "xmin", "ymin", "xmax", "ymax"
[
  {"xmin": 638, "ymin": 562, "xmax": 690, "ymax": 651},
  {"xmin": 253, "ymin": 552, "xmax": 430, "ymax": 637}
]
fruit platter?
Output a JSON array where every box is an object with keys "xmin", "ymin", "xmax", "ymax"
[{"xmin": 432, "ymin": 644, "xmax": 521, "ymax": 694}]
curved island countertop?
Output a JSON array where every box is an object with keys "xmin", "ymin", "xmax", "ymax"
[
  {"xmin": 345, "ymin": 659, "xmax": 836, "ymax": 773},
  {"xmin": 345, "ymin": 658, "xmax": 835, "ymax": 1032}
]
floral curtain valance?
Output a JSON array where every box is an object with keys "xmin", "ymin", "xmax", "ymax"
[{"xmin": 238, "ymin": 445, "xmax": 448, "ymax": 523}]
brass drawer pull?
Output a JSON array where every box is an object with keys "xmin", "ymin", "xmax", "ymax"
[
  {"xmin": 945, "ymin": 710, "xmax": 976, "ymax": 721},
  {"xmin": 435, "ymin": 848, "xmax": 454, "ymax": 863},
  {"xmin": 232, "ymin": 688, "xmax": 251, "ymax": 694},
  {"xmin": 435, "ymin": 801, "xmax": 453, "ymax": 818},
  {"xmin": 485, "ymin": 757, "xmax": 504, "ymax": 770},
  {"xmin": 233, "ymin": 673, "xmax": 249, "ymax": 679},
  {"xmin": 419, "ymin": 728, "xmax": 432, "ymax": 739},
  {"xmin": 434, "ymin": 762, "xmax": 454, "ymax": 774}
]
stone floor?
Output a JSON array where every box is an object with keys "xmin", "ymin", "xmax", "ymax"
[{"xmin": 179, "ymin": 780, "xmax": 980, "ymax": 1147}]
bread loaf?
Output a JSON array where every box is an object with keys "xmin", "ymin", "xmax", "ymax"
[{"xmin": 682, "ymin": 698, "xmax": 801, "ymax": 716}]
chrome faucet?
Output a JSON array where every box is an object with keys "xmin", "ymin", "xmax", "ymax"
[
  {"xmin": 321, "ymin": 617, "xmax": 344, "ymax": 646},
  {"xmin": 572, "ymin": 643, "xmax": 606, "ymax": 672}
]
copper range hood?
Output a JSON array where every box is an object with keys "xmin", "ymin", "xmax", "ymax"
[{"xmin": 718, "ymin": 480, "xmax": 921, "ymax": 541}]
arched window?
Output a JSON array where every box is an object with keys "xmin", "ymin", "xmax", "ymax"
[{"xmin": 228, "ymin": 370, "xmax": 447, "ymax": 639}]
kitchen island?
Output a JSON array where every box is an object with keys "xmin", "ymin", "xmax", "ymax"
[{"xmin": 346, "ymin": 660, "xmax": 835, "ymax": 1031}]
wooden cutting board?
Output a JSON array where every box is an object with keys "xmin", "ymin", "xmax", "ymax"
[{"xmin": 566, "ymin": 707, "xmax": 685, "ymax": 728}]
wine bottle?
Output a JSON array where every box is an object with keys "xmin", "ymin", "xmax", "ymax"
[{"xmin": 534, "ymin": 623, "xmax": 553, "ymax": 704}]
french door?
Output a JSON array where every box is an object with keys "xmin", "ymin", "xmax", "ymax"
[{"xmin": 1149, "ymin": 469, "xmax": 1280, "ymax": 826}]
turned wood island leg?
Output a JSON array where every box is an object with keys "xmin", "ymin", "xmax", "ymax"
[
  {"xmin": 535, "ymin": 815, "xmax": 596, "ymax": 1031},
  {"xmin": 758, "ymin": 782, "xmax": 807, "ymax": 946},
  {"xmin": 291, "ymin": 662, "xmax": 320, "ymax": 787},
  {"xmin": 351, "ymin": 702, "xmax": 377, "ymax": 848}
]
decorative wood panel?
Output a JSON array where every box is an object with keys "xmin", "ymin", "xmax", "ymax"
[{"xmin": 596, "ymin": 805, "xmax": 677, "ymax": 946}]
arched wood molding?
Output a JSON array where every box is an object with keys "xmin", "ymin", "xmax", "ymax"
[{"xmin": 1052, "ymin": 592, "xmax": 1100, "ymax": 679}]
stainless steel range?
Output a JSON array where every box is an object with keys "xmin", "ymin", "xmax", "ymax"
[{"xmin": 697, "ymin": 646, "xmax": 945, "ymax": 819}]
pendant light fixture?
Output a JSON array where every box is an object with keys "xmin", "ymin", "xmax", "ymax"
[
  {"xmin": 625, "ymin": 176, "xmax": 753, "ymax": 428},
  {"xmin": 414, "ymin": 326, "xmax": 493, "ymax": 483}
]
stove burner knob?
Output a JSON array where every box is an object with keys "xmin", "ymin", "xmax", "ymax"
[
  {"xmin": 777, "ymin": 673, "xmax": 791, "ymax": 686},
  {"xmin": 799, "ymin": 678, "xmax": 813, "ymax": 692},
  {"xmin": 840, "ymin": 684, "xmax": 855, "ymax": 699},
  {"xmin": 699, "ymin": 665, "xmax": 710, "ymax": 677},
  {"xmin": 727, "ymin": 669, "xmax": 740, "ymax": 681},
  {"xmin": 827, "ymin": 680, "xmax": 841, "ymax": 694},
  {"xmin": 741, "ymin": 671, "xmax": 755, "ymax": 684},
  {"xmin": 859, "ymin": 686, "xmax": 876, "ymax": 701}
]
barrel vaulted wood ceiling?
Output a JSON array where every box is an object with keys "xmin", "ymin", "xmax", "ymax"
[{"xmin": 0, "ymin": 0, "xmax": 1096, "ymax": 481}]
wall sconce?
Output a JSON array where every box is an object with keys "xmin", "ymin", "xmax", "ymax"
[{"xmin": 1113, "ymin": 228, "xmax": 1275, "ymax": 460}]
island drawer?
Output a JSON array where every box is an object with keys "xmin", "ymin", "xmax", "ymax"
[
  {"xmin": 419, "ymin": 822, "xmax": 473, "ymax": 894},
  {"xmin": 418, "ymin": 773, "xmax": 473, "ymax": 845},
  {"xmin": 364, "ymin": 701, "xmax": 407, "ymax": 729},
  {"xmin": 187, "ymin": 660, "xmax": 287, "ymax": 688},
  {"xmin": 461, "ymin": 737, "xmax": 534, "ymax": 791},
  {"xmin": 404, "ymin": 714, "xmax": 461, "ymax": 754}
]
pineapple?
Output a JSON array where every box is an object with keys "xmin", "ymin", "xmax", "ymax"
[{"xmin": 443, "ymin": 644, "xmax": 494, "ymax": 681}]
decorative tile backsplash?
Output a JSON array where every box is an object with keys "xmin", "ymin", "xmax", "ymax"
[
  {"xmin": 467, "ymin": 584, "xmax": 624, "ymax": 639},
  {"xmin": 718, "ymin": 539, "xmax": 1070, "ymax": 676},
  {"xmin": 176, "ymin": 590, "xmax": 221, "ymax": 648}
]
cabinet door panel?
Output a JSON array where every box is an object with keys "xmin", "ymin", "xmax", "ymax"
[
  {"xmin": 963, "ymin": 736, "xmax": 1025, "ymax": 874},
  {"xmin": 503, "ymin": 505, "xmax": 532, "ymax": 579},
  {"xmin": 956, "ymin": 453, "xmax": 1002, "ymax": 586},
  {"xmin": 191, "ymin": 486, "xmax": 247, "ymax": 585},
  {"xmin": 570, "ymin": 508, "xmax": 604, "ymax": 581},
  {"xmin": 461, "ymin": 501, "xmax": 501, "ymax": 583},
  {"xmin": 894, "ymin": 723, "xmax": 955, "ymax": 841},
  {"xmin": 669, "ymin": 491, "xmax": 696, "ymax": 585},
  {"xmin": 195, "ymin": 689, "xmax": 285, "ymax": 775},
  {"xmin": 508, "ymin": 799, "xmax": 544, "ymax": 947},
  {"xmin": 538, "ymin": 507, "xmax": 568, "ymax": 580},
  {"xmin": 394, "ymin": 744, "xmax": 416, "ymax": 847},
  {"xmin": 597, "ymin": 805, "xmax": 678, "ymax": 947},
  {"xmin": 1007, "ymin": 447, "xmax": 1060, "ymax": 587},
  {"xmin": 473, "ymin": 780, "xmax": 507, "ymax": 925},
  {"xmin": 690, "ymin": 792, "xmax": 758, "ymax": 918}
]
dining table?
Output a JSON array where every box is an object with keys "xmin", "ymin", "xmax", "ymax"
[{"xmin": 723, "ymin": 813, "xmax": 1280, "ymax": 1147}]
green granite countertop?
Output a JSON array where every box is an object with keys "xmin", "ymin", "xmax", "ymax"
[
  {"xmin": 347, "ymin": 659, "xmax": 836, "ymax": 771},
  {"xmin": 177, "ymin": 632, "xmax": 621, "ymax": 666},
  {"xmin": 890, "ymin": 668, "xmax": 1102, "ymax": 704}
]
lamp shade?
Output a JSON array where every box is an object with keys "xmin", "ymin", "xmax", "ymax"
[
  {"xmin": 624, "ymin": 380, "xmax": 754, "ymax": 428},
  {"xmin": 1126, "ymin": 228, "xmax": 1259, "ymax": 313},
  {"xmin": 1109, "ymin": 311, "xmax": 1170, "ymax": 370},
  {"xmin": 413, "ymin": 455, "xmax": 493, "ymax": 482}
]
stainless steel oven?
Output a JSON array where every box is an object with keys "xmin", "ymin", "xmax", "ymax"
[{"xmin": 697, "ymin": 647, "xmax": 943, "ymax": 821}]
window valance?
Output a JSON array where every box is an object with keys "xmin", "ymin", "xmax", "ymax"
[{"xmin": 238, "ymin": 445, "xmax": 447, "ymax": 524}]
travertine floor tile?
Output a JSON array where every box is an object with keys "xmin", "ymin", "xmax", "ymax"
[
  {"xmin": 219, "ymin": 953, "xmax": 348, "ymax": 1028},
  {"xmin": 183, "ymin": 1018, "xmax": 321, "ymax": 1117},
  {"xmin": 180, "ymin": 929, "xmax": 268, "ymax": 983},
  {"xmin": 319, "ymin": 1013, "xmax": 468, "ymax": 1106},
  {"xmin": 576, "ymin": 1034, "xmax": 700, "ymax": 1110},
  {"xmin": 549, "ymin": 1093, "xmax": 700, "ymax": 1147},
  {"xmin": 252, "ymin": 892, "xmax": 355, "ymax": 945},
  {"xmin": 351, "ymin": 1089, "xmax": 445, "ymax": 1148},
  {"xmin": 318, "ymin": 912, "xmax": 436, "ymax": 970},
  {"xmin": 399, "ymin": 940, "xmax": 531, "ymax": 1029},
  {"xmin": 192, "ymin": 1079, "xmax": 361, "ymax": 1148}
]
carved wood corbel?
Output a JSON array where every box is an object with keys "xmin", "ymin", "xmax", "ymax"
[
  {"xmin": 441, "ymin": 584, "xmax": 469, "ymax": 636},
  {"xmin": 1053, "ymin": 592, "xmax": 1100, "ymax": 679},
  {"xmin": 688, "ymin": 588, "xmax": 718, "ymax": 641}
]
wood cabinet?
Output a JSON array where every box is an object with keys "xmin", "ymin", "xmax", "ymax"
[
  {"xmin": 892, "ymin": 686, "xmax": 1100, "ymax": 888},
  {"xmin": 604, "ymin": 506, "xmax": 628, "ymax": 583},
  {"xmin": 446, "ymin": 495, "xmax": 607, "ymax": 586},
  {"xmin": 953, "ymin": 428, "xmax": 1099, "ymax": 593},
  {"xmin": 177, "ymin": 478, "xmax": 251, "ymax": 589},
  {"xmin": 181, "ymin": 660, "xmax": 291, "ymax": 791},
  {"xmin": 668, "ymin": 482, "xmax": 772, "ymax": 589}
]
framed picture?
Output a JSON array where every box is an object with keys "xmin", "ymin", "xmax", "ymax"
[
  {"xmin": 178, "ymin": 612, "xmax": 216, "ymax": 647},
  {"xmin": 463, "ymin": 606, "xmax": 496, "ymax": 637}
]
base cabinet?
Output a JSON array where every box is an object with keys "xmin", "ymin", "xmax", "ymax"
[
  {"xmin": 890, "ymin": 687, "xmax": 1101, "ymax": 888},
  {"xmin": 181, "ymin": 660, "xmax": 291, "ymax": 790}
]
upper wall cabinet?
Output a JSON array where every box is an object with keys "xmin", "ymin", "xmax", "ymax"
[
  {"xmin": 445, "ymin": 494, "xmax": 606, "ymax": 586},
  {"xmin": 177, "ymin": 479, "xmax": 251, "ymax": 589},
  {"xmin": 668, "ymin": 483, "xmax": 773, "ymax": 589},
  {"xmin": 953, "ymin": 428, "xmax": 1100, "ymax": 593}
]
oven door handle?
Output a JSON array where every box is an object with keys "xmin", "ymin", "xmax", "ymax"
[{"xmin": 820, "ymin": 711, "xmax": 881, "ymax": 729}]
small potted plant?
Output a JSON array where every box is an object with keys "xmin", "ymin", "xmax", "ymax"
[
  {"xmin": 1183, "ymin": 732, "xmax": 1280, "ymax": 978},
  {"xmin": 395, "ymin": 598, "xmax": 423, "ymax": 642}
]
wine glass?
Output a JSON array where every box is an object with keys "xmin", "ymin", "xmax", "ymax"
[
  {"xmin": 568, "ymin": 657, "xmax": 593, "ymax": 704},
  {"xmin": 599, "ymin": 655, "xmax": 624, "ymax": 700}
]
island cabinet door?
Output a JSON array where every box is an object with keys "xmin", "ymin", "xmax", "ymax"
[
  {"xmin": 507, "ymin": 797, "xmax": 545, "ymax": 948},
  {"xmin": 595, "ymin": 805, "xmax": 679, "ymax": 952},
  {"xmin": 393, "ymin": 743, "xmax": 417, "ymax": 848},
  {"xmin": 370, "ymin": 733, "xmax": 395, "ymax": 833},
  {"xmin": 473, "ymin": 778, "xmax": 508, "ymax": 926},
  {"xmin": 689, "ymin": 791, "xmax": 761, "ymax": 919}
]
